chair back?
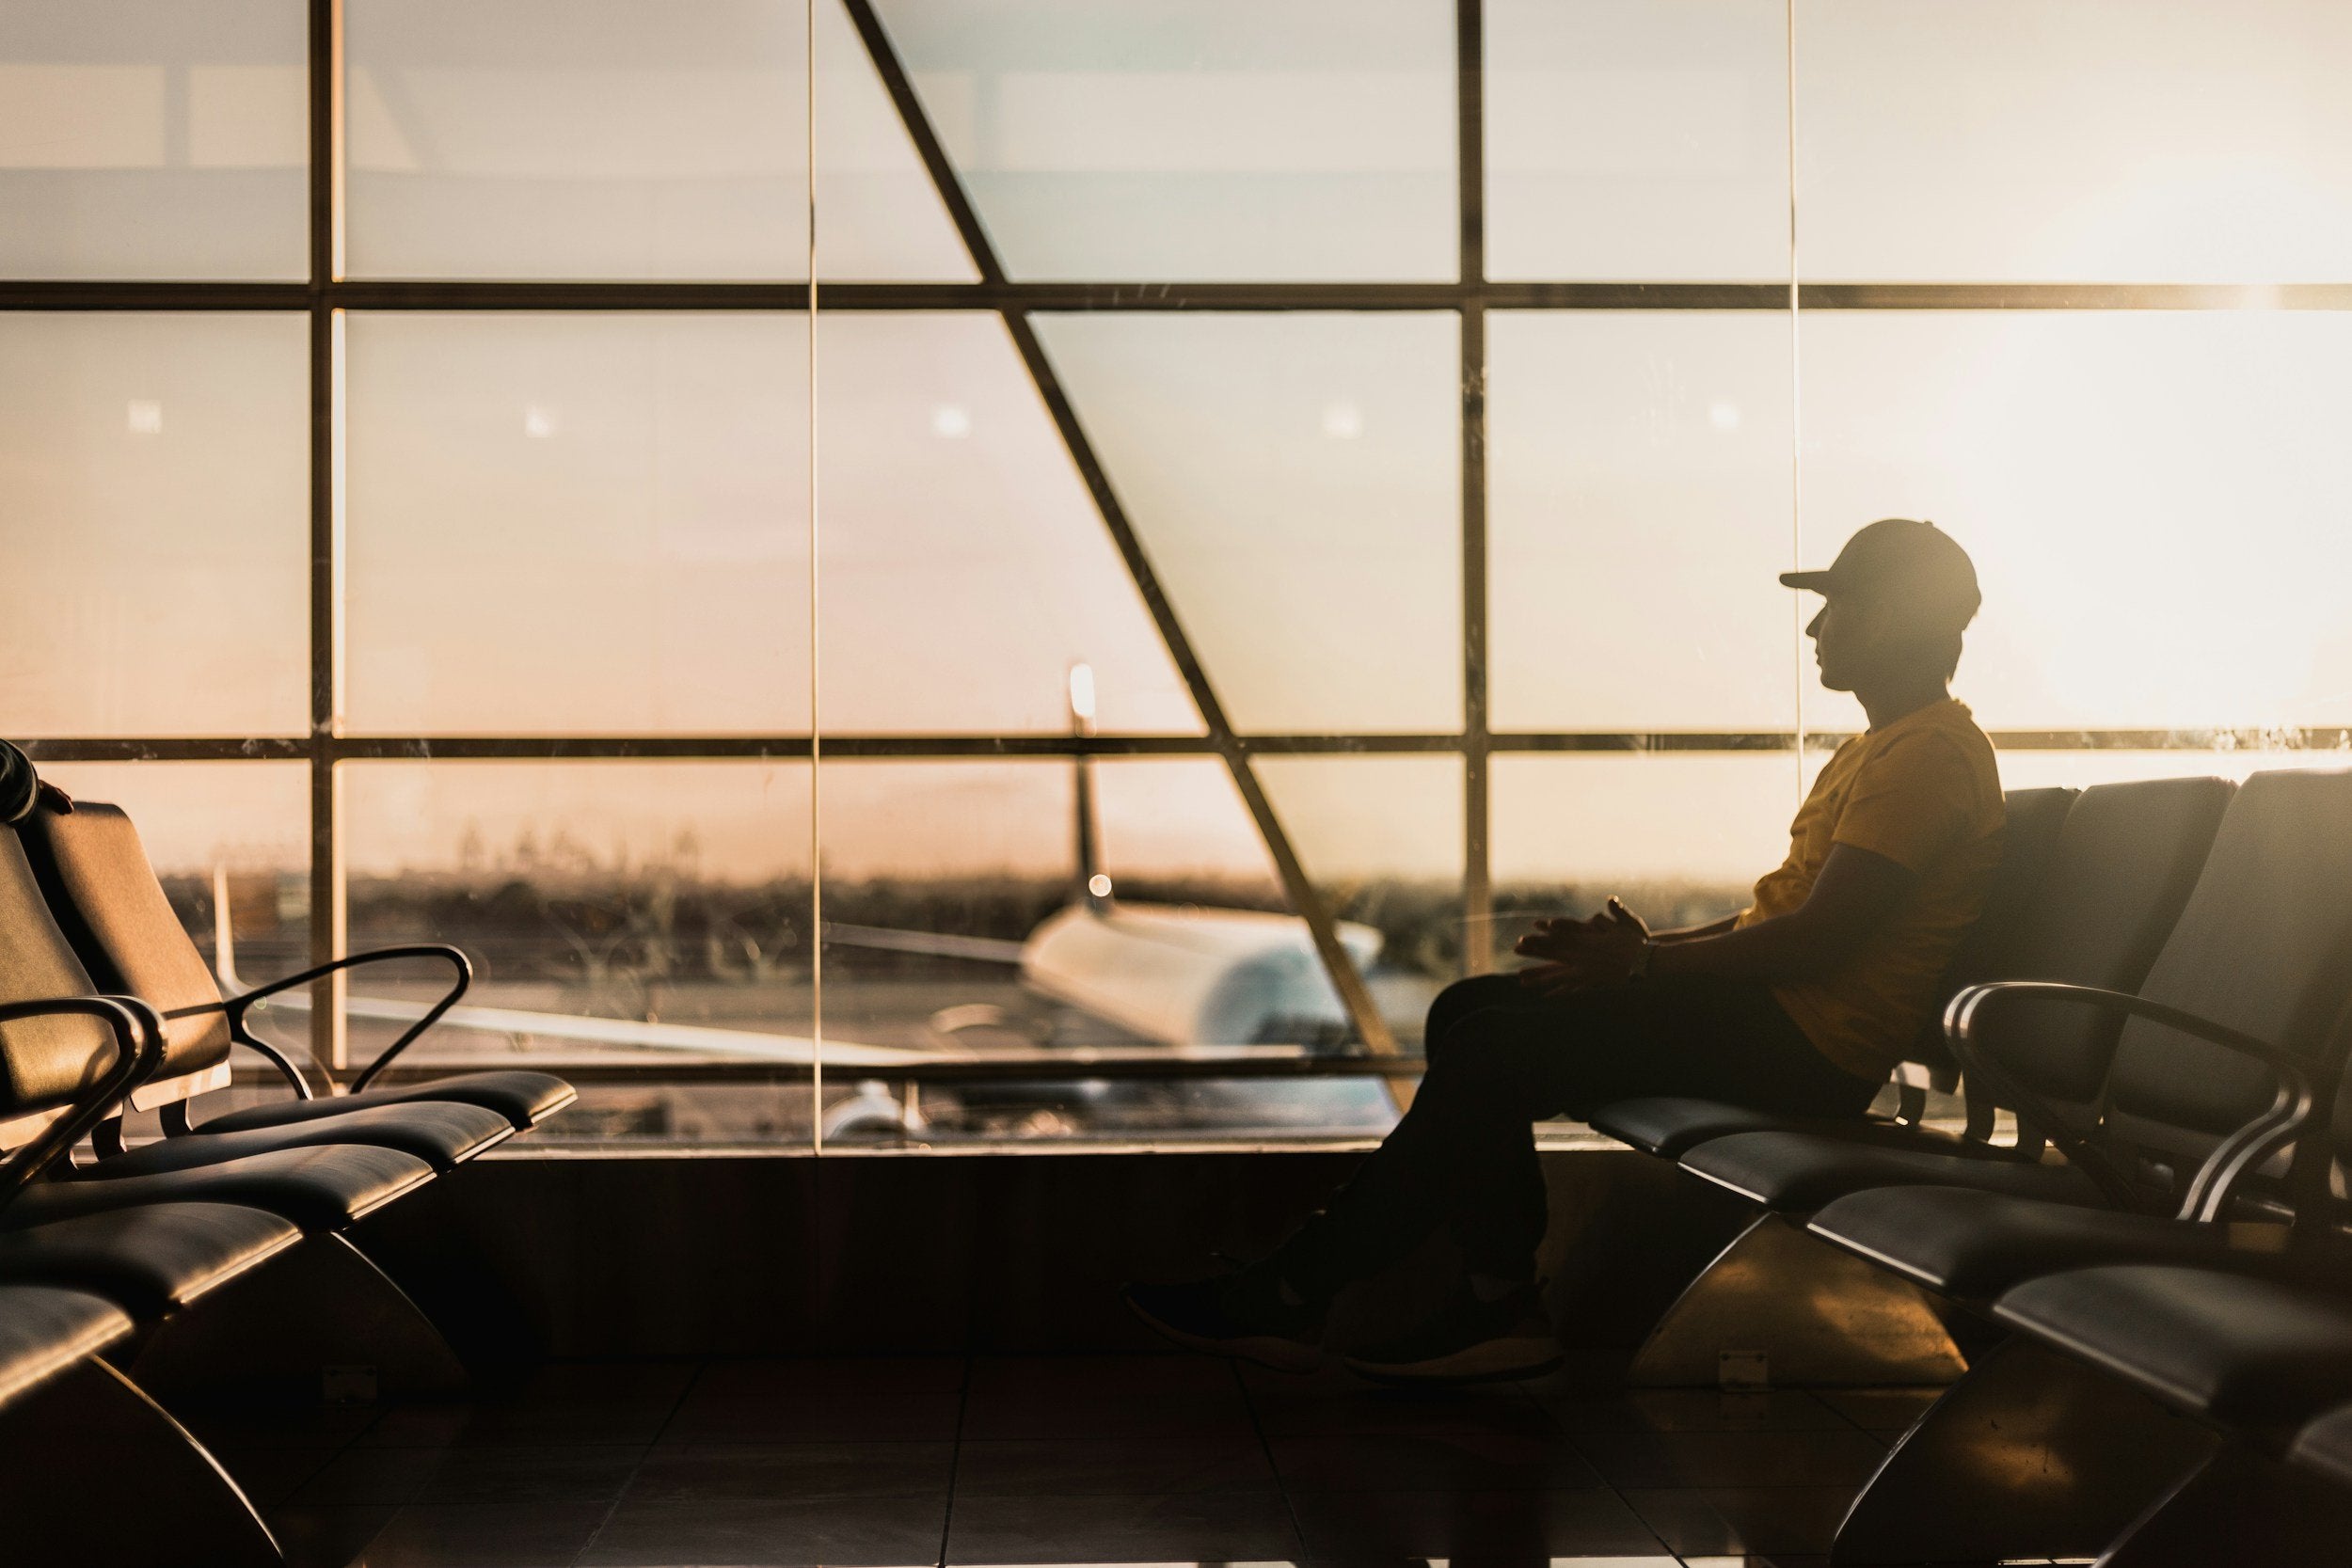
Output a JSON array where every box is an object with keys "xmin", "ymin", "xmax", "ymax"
[{"xmin": 0, "ymin": 833, "xmax": 128, "ymax": 1133}]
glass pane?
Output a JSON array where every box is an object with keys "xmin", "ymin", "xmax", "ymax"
[
  {"xmin": 0, "ymin": 0, "xmax": 308, "ymax": 279},
  {"xmin": 1490, "ymin": 751, "xmax": 1802, "ymax": 966},
  {"xmin": 870, "ymin": 0, "xmax": 1455, "ymax": 280},
  {"xmin": 1486, "ymin": 0, "xmax": 1789, "ymax": 281},
  {"xmin": 0, "ymin": 313, "xmax": 308, "ymax": 736},
  {"xmin": 1256, "ymin": 753, "xmax": 1462, "ymax": 1040},
  {"xmin": 344, "ymin": 313, "xmax": 810, "ymax": 735},
  {"xmin": 1796, "ymin": 0, "xmax": 2352, "ymax": 283},
  {"xmin": 812, "ymin": 0, "xmax": 976, "ymax": 281},
  {"xmin": 1798, "ymin": 310, "xmax": 2352, "ymax": 736},
  {"xmin": 816, "ymin": 313, "xmax": 1197, "ymax": 735},
  {"xmin": 1488, "ymin": 311, "xmax": 1797, "ymax": 733},
  {"xmin": 818, "ymin": 756, "xmax": 1394, "ymax": 1139},
  {"xmin": 343, "ymin": 0, "xmax": 813, "ymax": 280},
  {"xmin": 343, "ymin": 761, "xmax": 815, "ymax": 1145},
  {"xmin": 1034, "ymin": 312, "xmax": 1461, "ymax": 734}
]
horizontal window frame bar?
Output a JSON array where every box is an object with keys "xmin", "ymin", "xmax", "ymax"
[
  {"xmin": 22, "ymin": 728, "xmax": 2352, "ymax": 764},
  {"xmin": 8, "ymin": 280, "xmax": 2352, "ymax": 312},
  {"xmin": 342, "ymin": 1054, "xmax": 1427, "ymax": 1088}
]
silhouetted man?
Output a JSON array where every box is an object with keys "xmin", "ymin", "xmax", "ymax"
[{"xmin": 1127, "ymin": 518, "xmax": 2004, "ymax": 1383}]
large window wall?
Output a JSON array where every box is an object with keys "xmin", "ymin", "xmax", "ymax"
[{"xmin": 8, "ymin": 0, "xmax": 2352, "ymax": 1148}]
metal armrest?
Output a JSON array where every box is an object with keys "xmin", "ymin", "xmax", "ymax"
[
  {"xmin": 1946, "ymin": 980, "xmax": 2322, "ymax": 1224},
  {"xmin": 206, "ymin": 943, "xmax": 472, "ymax": 1097},
  {"xmin": 0, "ymin": 994, "xmax": 167, "ymax": 1214}
]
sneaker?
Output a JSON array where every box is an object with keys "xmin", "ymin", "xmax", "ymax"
[
  {"xmin": 1341, "ymin": 1278, "xmax": 1561, "ymax": 1385},
  {"xmin": 1123, "ymin": 1264, "xmax": 1326, "ymax": 1373}
]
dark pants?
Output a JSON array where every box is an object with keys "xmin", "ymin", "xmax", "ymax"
[{"xmin": 1274, "ymin": 973, "xmax": 1880, "ymax": 1299}]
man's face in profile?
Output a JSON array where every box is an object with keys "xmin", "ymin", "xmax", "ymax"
[{"xmin": 1806, "ymin": 592, "xmax": 1883, "ymax": 692}]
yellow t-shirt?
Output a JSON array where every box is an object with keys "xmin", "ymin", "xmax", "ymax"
[{"xmin": 1736, "ymin": 698, "xmax": 2005, "ymax": 1081}]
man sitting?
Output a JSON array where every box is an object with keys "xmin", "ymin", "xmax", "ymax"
[{"xmin": 1126, "ymin": 518, "xmax": 2004, "ymax": 1383}]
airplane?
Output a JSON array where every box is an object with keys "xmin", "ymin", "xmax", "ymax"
[{"xmin": 217, "ymin": 666, "xmax": 1406, "ymax": 1138}]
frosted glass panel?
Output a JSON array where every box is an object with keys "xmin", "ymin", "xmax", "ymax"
[
  {"xmin": 0, "ymin": 0, "xmax": 308, "ymax": 279},
  {"xmin": 1488, "ymin": 312, "xmax": 1796, "ymax": 732},
  {"xmin": 1796, "ymin": 0, "xmax": 2352, "ymax": 282},
  {"xmin": 1486, "ymin": 0, "xmax": 1789, "ymax": 281},
  {"xmin": 1035, "ymin": 313, "xmax": 1461, "ymax": 734},
  {"xmin": 1799, "ymin": 311, "xmax": 2352, "ymax": 735},
  {"xmin": 873, "ymin": 0, "xmax": 1455, "ymax": 280},
  {"xmin": 344, "ymin": 313, "xmax": 809, "ymax": 735},
  {"xmin": 816, "ymin": 313, "xmax": 1196, "ymax": 735},
  {"xmin": 344, "ymin": 0, "xmax": 813, "ymax": 279},
  {"xmin": 0, "ymin": 313, "xmax": 308, "ymax": 736}
]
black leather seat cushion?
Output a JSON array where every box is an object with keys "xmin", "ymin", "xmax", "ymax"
[
  {"xmin": 1681, "ymin": 1128, "xmax": 2103, "ymax": 1211},
  {"xmin": 0, "ymin": 1202, "xmax": 298, "ymax": 1318},
  {"xmin": 90, "ymin": 1100, "xmax": 512, "ymax": 1178},
  {"xmin": 2290, "ymin": 1404, "xmax": 2352, "ymax": 1488},
  {"xmin": 1995, "ymin": 1264, "xmax": 2352, "ymax": 1431},
  {"xmin": 195, "ymin": 1069, "xmax": 576, "ymax": 1135},
  {"xmin": 6, "ymin": 1145, "xmax": 435, "ymax": 1234},
  {"xmin": 1806, "ymin": 1184, "xmax": 2280, "ymax": 1299},
  {"xmin": 0, "ymin": 1285, "xmax": 133, "ymax": 1410},
  {"xmin": 1592, "ymin": 1097, "xmax": 1957, "ymax": 1159}
]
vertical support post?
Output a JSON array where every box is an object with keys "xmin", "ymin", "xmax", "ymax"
[
  {"xmin": 838, "ymin": 0, "xmax": 1397, "ymax": 1059},
  {"xmin": 1457, "ymin": 0, "xmax": 1493, "ymax": 978},
  {"xmin": 307, "ymin": 0, "xmax": 346, "ymax": 1069}
]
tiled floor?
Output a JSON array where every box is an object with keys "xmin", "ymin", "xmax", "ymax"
[{"xmin": 190, "ymin": 1355, "xmax": 1938, "ymax": 1567}]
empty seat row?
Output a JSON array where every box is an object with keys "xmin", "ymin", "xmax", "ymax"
[
  {"xmin": 1584, "ymin": 766, "xmax": 2352, "ymax": 1559},
  {"xmin": 0, "ymin": 741, "xmax": 574, "ymax": 1562}
]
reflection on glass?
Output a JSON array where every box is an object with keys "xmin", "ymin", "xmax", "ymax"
[
  {"xmin": 1799, "ymin": 310, "xmax": 2352, "ymax": 735},
  {"xmin": 1797, "ymin": 0, "xmax": 2352, "ymax": 282},
  {"xmin": 1035, "ymin": 312, "xmax": 1461, "ymax": 734},
  {"xmin": 344, "ymin": 313, "xmax": 810, "ymax": 735},
  {"xmin": 816, "ymin": 313, "xmax": 1197, "ymax": 734},
  {"xmin": 0, "ymin": 0, "xmax": 308, "ymax": 278},
  {"xmin": 0, "ymin": 313, "xmax": 308, "ymax": 736},
  {"xmin": 1256, "ymin": 753, "xmax": 1463, "ymax": 1043},
  {"xmin": 1486, "ymin": 0, "xmax": 1788, "ymax": 281},
  {"xmin": 874, "ymin": 0, "xmax": 1455, "ymax": 280},
  {"xmin": 343, "ymin": 762, "xmax": 815, "ymax": 1143},
  {"xmin": 1491, "ymin": 752, "xmax": 1803, "ymax": 965},
  {"xmin": 1488, "ymin": 311, "xmax": 1796, "ymax": 732}
]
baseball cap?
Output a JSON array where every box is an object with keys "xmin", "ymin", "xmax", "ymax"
[{"xmin": 1780, "ymin": 518, "xmax": 1980, "ymax": 633}]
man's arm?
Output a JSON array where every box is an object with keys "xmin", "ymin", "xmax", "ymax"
[{"xmin": 1520, "ymin": 844, "xmax": 1916, "ymax": 995}]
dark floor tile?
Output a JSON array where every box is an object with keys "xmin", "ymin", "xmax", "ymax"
[
  {"xmin": 958, "ymin": 1354, "xmax": 1253, "ymax": 1439},
  {"xmin": 291, "ymin": 1445, "xmax": 448, "ymax": 1507},
  {"xmin": 955, "ymin": 1435, "xmax": 1276, "ymax": 1494},
  {"xmin": 1628, "ymin": 1485, "xmax": 1855, "ymax": 1557},
  {"xmin": 1538, "ymin": 1388, "xmax": 1852, "ymax": 1433},
  {"xmin": 413, "ymin": 1444, "xmax": 649, "ymax": 1504},
  {"xmin": 1680, "ymin": 1557, "xmax": 1835, "ymax": 1567},
  {"xmin": 215, "ymin": 1444, "xmax": 338, "ymax": 1510},
  {"xmin": 1288, "ymin": 1485, "xmax": 1664, "ymax": 1558},
  {"xmin": 946, "ymin": 1489, "xmax": 1302, "ymax": 1563},
  {"xmin": 362, "ymin": 1364, "xmax": 696, "ymax": 1449},
  {"xmin": 1813, "ymin": 1386, "xmax": 1946, "ymax": 1434},
  {"xmin": 1245, "ymin": 1366, "xmax": 1557, "ymax": 1440},
  {"xmin": 1568, "ymin": 1427, "xmax": 1888, "ymax": 1489},
  {"xmin": 626, "ymin": 1441, "xmax": 956, "ymax": 1500},
  {"xmin": 269, "ymin": 1503, "xmax": 394, "ymax": 1568},
  {"xmin": 350, "ymin": 1500, "xmax": 612, "ymax": 1567},
  {"xmin": 580, "ymin": 1493, "xmax": 950, "ymax": 1567},
  {"xmin": 1271, "ymin": 1429, "xmax": 1604, "ymax": 1492},
  {"xmin": 662, "ymin": 1360, "xmax": 964, "ymax": 1443}
]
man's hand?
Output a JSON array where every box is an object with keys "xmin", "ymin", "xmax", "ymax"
[{"xmin": 1516, "ymin": 898, "xmax": 1649, "ymax": 995}]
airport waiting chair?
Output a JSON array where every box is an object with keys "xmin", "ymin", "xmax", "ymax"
[
  {"xmin": 20, "ymin": 789, "xmax": 575, "ymax": 1141},
  {"xmin": 0, "ymin": 1283, "xmax": 132, "ymax": 1413},
  {"xmin": 1586, "ymin": 783, "xmax": 2087, "ymax": 1161},
  {"xmin": 1677, "ymin": 768, "xmax": 2296, "ymax": 1218}
]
